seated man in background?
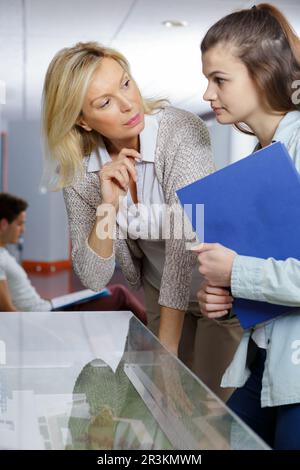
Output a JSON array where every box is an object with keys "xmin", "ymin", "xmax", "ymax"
[{"xmin": 0, "ymin": 193, "xmax": 146, "ymax": 323}]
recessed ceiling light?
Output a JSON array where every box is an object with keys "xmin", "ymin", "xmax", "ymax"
[{"xmin": 162, "ymin": 20, "xmax": 188, "ymax": 28}]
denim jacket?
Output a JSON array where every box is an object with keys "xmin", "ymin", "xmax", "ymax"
[{"xmin": 221, "ymin": 111, "xmax": 300, "ymax": 407}]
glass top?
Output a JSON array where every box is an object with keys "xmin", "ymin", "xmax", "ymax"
[{"xmin": 0, "ymin": 311, "xmax": 269, "ymax": 450}]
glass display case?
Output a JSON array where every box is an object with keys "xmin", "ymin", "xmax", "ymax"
[{"xmin": 0, "ymin": 311, "xmax": 269, "ymax": 450}]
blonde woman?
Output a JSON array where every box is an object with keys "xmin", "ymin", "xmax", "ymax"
[{"xmin": 42, "ymin": 42, "xmax": 242, "ymax": 400}]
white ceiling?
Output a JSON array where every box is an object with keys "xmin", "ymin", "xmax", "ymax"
[{"xmin": 1, "ymin": 0, "xmax": 300, "ymax": 121}]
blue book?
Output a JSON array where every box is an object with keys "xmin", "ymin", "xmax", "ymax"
[{"xmin": 176, "ymin": 142, "xmax": 300, "ymax": 329}]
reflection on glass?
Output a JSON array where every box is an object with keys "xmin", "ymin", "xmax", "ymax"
[
  {"xmin": 0, "ymin": 312, "xmax": 269, "ymax": 450},
  {"xmin": 66, "ymin": 358, "xmax": 171, "ymax": 450}
]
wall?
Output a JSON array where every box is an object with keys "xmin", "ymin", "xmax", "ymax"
[
  {"xmin": 8, "ymin": 120, "xmax": 69, "ymax": 262},
  {"xmin": 208, "ymin": 119, "xmax": 257, "ymax": 169}
]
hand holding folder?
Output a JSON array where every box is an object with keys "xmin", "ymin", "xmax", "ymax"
[{"xmin": 176, "ymin": 142, "xmax": 300, "ymax": 328}]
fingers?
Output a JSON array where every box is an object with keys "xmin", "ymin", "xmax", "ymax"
[
  {"xmin": 101, "ymin": 167, "xmax": 126, "ymax": 190},
  {"xmin": 198, "ymin": 294, "xmax": 233, "ymax": 308},
  {"xmin": 208, "ymin": 311, "xmax": 230, "ymax": 319},
  {"xmin": 121, "ymin": 157, "xmax": 137, "ymax": 182},
  {"xmin": 199, "ymin": 283, "xmax": 232, "ymax": 301},
  {"xmin": 190, "ymin": 242, "xmax": 220, "ymax": 253},
  {"xmin": 199, "ymin": 303, "xmax": 231, "ymax": 318},
  {"xmin": 203, "ymin": 283, "xmax": 231, "ymax": 296},
  {"xmin": 100, "ymin": 148, "xmax": 139, "ymax": 186},
  {"xmin": 100, "ymin": 162, "xmax": 134, "ymax": 189},
  {"xmin": 200, "ymin": 301, "xmax": 232, "ymax": 311},
  {"xmin": 197, "ymin": 294, "xmax": 232, "ymax": 311},
  {"xmin": 118, "ymin": 166, "xmax": 130, "ymax": 187},
  {"xmin": 118, "ymin": 148, "xmax": 141, "ymax": 162},
  {"xmin": 112, "ymin": 169, "xmax": 128, "ymax": 191},
  {"xmin": 197, "ymin": 283, "xmax": 233, "ymax": 319},
  {"xmin": 117, "ymin": 148, "xmax": 141, "ymax": 181}
]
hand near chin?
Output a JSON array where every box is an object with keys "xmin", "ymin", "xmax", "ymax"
[{"xmin": 98, "ymin": 148, "xmax": 141, "ymax": 210}]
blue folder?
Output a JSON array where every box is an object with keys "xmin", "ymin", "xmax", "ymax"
[
  {"xmin": 51, "ymin": 288, "xmax": 110, "ymax": 311},
  {"xmin": 176, "ymin": 142, "xmax": 300, "ymax": 329}
]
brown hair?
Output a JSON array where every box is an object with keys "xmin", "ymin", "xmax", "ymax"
[{"xmin": 201, "ymin": 3, "xmax": 300, "ymax": 134}]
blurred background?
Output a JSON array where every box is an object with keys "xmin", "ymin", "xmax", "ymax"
[{"xmin": 0, "ymin": 0, "xmax": 298, "ymax": 297}]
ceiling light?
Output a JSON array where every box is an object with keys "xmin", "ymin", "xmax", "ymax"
[{"xmin": 162, "ymin": 20, "xmax": 188, "ymax": 28}]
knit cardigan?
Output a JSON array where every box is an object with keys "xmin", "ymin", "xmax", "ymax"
[{"xmin": 63, "ymin": 106, "xmax": 214, "ymax": 311}]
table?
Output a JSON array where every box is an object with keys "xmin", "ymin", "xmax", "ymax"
[{"xmin": 0, "ymin": 311, "xmax": 269, "ymax": 450}]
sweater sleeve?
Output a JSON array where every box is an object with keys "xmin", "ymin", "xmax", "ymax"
[
  {"xmin": 63, "ymin": 185, "xmax": 116, "ymax": 292},
  {"xmin": 158, "ymin": 112, "xmax": 215, "ymax": 310}
]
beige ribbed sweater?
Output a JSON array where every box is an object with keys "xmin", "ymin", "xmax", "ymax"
[{"xmin": 63, "ymin": 106, "xmax": 214, "ymax": 311}]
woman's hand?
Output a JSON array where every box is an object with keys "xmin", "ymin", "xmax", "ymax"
[
  {"xmin": 98, "ymin": 148, "xmax": 140, "ymax": 210},
  {"xmin": 191, "ymin": 243, "xmax": 237, "ymax": 287},
  {"xmin": 197, "ymin": 281, "xmax": 233, "ymax": 319}
]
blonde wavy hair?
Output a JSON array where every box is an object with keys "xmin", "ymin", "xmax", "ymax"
[{"xmin": 42, "ymin": 42, "xmax": 167, "ymax": 190}]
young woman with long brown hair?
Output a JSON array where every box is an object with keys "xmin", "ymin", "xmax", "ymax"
[{"xmin": 196, "ymin": 3, "xmax": 300, "ymax": 449}]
